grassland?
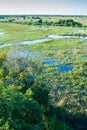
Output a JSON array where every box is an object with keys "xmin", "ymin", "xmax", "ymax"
[{"xmin": 0, "ymin": 15, "xmax": 87, "ymax": 130}]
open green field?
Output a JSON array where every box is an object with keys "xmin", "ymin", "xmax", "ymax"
[{"xmin": 0, "ymin": 16, "xmax": 87, "ymax": 130}]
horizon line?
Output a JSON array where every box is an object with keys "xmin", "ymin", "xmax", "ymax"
[{"xmin": 0, "ymin": 14, "xmax": 87, "ymax": 16}]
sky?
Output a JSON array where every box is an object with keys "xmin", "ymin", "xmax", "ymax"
[{"xmin": 0, "ymin": 0, "xmax": 87, "ymax": 15}]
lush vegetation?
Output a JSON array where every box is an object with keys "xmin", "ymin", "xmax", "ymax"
[
  {"xmin": 0, "ymin": 15, "xmax": 83, "ymax": 27},
  {"xmin": 0, "ymin": 15, "xmax": 87, "ymax": 130},
  {"xmin": 0, "ymin": 51, "xmax": 72, "ymax": 130}
]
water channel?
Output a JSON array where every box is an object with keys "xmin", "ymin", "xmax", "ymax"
[{"xmin": 0, "ymin": 34, "xmax": 87, "ymax": 72}]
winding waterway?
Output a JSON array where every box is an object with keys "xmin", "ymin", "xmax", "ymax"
[
  {"xmin": 0, "ymin": 34, "xmax": 87, "ymax": 49},
  {"xmin": 0, "ymin": 34, "xmax": 87, "ymax": 72}
]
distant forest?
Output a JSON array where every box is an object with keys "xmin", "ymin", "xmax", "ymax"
[{"xmin": 0, "ymin": 15, "xmax": 85, "ymax": 27}]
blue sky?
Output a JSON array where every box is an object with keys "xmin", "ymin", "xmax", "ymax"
[{"xmin": 0, "ymin": 0, "xmax": 87, "ymax": 15}]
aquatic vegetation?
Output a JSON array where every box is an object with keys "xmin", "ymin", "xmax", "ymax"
[{"xmin": 0, "ymin": 16, "xmax": 87, "ymax": 130}]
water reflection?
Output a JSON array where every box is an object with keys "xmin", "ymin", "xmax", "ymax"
[{"xmin": 13, "ymin": 51, "xmax": 73, "ymax": 73}]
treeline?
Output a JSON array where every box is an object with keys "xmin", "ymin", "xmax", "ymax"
[
  {"xmin": 0, "ymin": 15, "xmax": 86, "ymax": 18},
  {"xmin": 55, "ymin": 19, "xmax": 82, "ymax": 27},
  {"xmin": 0, "ymin": 18, "xmax": 83, "ymax": 27},
  {"xmin": 0, "ymin": 15, "xmax": 83, "ymax": 27}
]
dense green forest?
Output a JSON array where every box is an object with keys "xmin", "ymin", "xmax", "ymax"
[{"xmin": 0, "ymin": 15, "xmax": 87, "ymax": 130}]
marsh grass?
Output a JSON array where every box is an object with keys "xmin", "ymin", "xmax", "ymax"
[{"xmin": 0, "ymin": 17, "xmax": 87, "ymax": 130}]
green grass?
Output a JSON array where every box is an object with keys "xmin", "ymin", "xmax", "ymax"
[
  {"xmin": 0, "ymin": 18, "xmax": 87, "ymax": 130},
  {"xmin": 25, "ymin": 36, "xmax": 87, "ymax": 116},
  {"xmin": 0, "ymin": 22, "xmax": 87, "ymax": 44}
]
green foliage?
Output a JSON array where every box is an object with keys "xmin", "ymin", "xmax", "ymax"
[
  {"xmin": 32, "ymin": 84, "xmax": 49, "ymax": 107},
  {"xmin": 0, "ymin": 52, "xmax": 73, "ymax": 130},
  {"xmin": 0, "ymin": 15, "xmax": 83, "ymax": 27},
  {"xmin": 37, "ymin": 18, "xmax": 42, "ymax": 25},
  {"xmin": 0, "ymin": 88, "xmax": 44, "ymax": 130},
  {"xmin": 58, "ymin": 19, "xmax": 82, "ymax": 27},
  {"xmin": 0, "ymin": 16, "xmax": 87, "ymax": 130}
]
